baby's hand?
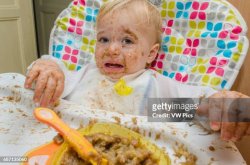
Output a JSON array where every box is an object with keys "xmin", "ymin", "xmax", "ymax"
[
  {"xmin": 24, "ymin": 59, "xmax": 65, "ymax": 107},
  {"xmin": 197, "ymin": 91, "xmax": 250, "ymax": 141}
]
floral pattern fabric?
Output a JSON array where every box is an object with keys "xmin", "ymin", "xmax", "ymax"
[{"xmin": 49, "ymin": 0, "xmax": 248, "ymax": 90}]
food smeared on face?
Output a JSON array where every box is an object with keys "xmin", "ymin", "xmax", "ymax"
[{"xmin": 95, "ymin": 0, "xmax": 161, "ymax": 80}]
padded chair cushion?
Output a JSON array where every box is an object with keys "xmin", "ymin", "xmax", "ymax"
[{"xmin": 49, "ymin": 0, "xmax": 248, "ymax": 90}]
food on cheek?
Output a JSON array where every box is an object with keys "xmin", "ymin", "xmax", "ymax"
[{"xmin": 59, "ymin": 133, "xmax": 159, "ymax": 165}]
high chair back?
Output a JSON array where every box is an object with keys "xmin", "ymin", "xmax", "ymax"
[{"xmin": 49, "ymin": 0, "xmax": 248, "ymax": 90}]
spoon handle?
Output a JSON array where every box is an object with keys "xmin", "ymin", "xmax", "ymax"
[{"xmin": 34, "ymin": 108, "xmax": 107, "ymax": 165}]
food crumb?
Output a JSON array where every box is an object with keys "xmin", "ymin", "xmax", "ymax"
[
  {"xmin": 183, "ymin": 132, "xmax": 188, "ymax": 138},
  {"xmin": 54, "ymin": 100, "xmax": 60, "ymax": 107},
  {"xmin": 172, "ymin": 130, "xmax": 176, "ymax": 135},
  {"xmin": 100, "ymin": 79, "xmax": 109, "ymax": 87},
  {"xmin": 22, "ymin": 114, "xmax": 28, "ymax": 117},
  {"xmin": 142, "ymin": 130, "xmax": 146, "ymax": 136},
  {"xmin": 131, "ymin": 126, "xmax": 140, "ymax": 133},
  {"xmin": 225, "ymin": 145, "xmax": 237, "ymax": 152},
  {"xmin": 88, "ymin": 119, "xmax": 98, "ymax": 126},
  {"xmin": 6, "ymin": 96, "xmax": 14, "ymax": 101},
  {"xmin": 53, "ymin": 134, "xmax": 64, "ymax": 145},
  {"xmin": 131, "ymin": 117, "xmax": 137, "ymax": 125},
  {"xmin": 155, "ymin": 133, "xmax": 161, "ymax": 140},
  {"xmin": 209, "ymin": 146, "xmax": 215, "ymax": 152},
  {"xmin": 208, "ymin": 157, "xmax": 216, "ymax": 165},
  {"xmin": 78, "ymin": 123, "xmax": 85, "ymax": 129},
  {"xmin": 112, "ymin": 116, "xmax": 121, "ymax": 124},
  {"xmin": 55, "ymin": 111, "xmax": 62, "ymax": 118},
  {"xmin": 148, "ymin": 131, "xmax": 152, "ymax": 137},
  {"xmin": 173, "ymin": 142, "xmax": 197, "ymax": 165},
  {"xmin": 16, "ymin": 108, "xmax": 24, "ymax": 113}
]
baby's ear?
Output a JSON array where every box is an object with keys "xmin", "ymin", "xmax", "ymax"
[{"xmin": 147, "ymin": 43, "xmax": 160, "ymax": 63}]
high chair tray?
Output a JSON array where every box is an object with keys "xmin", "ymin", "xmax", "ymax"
[{"xmin": 0, "ymin": 73, "xmax": 246, "ymax": 165}]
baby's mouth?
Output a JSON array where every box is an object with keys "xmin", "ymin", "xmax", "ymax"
[
  {"xmin": 105, "ymin": 63, "xmax": 124, "ymax": 68},
  {"xmin": 103, "ymin": 62, "xmax": 125, "ymax": 73}
]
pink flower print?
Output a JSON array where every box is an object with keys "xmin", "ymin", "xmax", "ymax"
[
  {"xmin": 166, "ymin": 20, "xmax": 174, "ymax": 27},
  {"xmin": 175, "ymin": 73, "xmax": 188, "ymax": 82},
  {"xmin": 68, "ymin": 18, "xmax": 84, "ymax": 35},
  {"xmin": 151, "ymin": 54, "xmax": 159, "ymax": 68},
  {"xmin": 162, "ymin": 28, "xmax": 171, "ymax": 35},
  {"xmin": 190, "ymin": 1, "xmax": 209, "ymax": 20},
  {"xmin": 159, "ymin": 54, "xmax": 165, "ymax": 60},
  {"xmin": 183, "ymin": 39, "xmax": 199, "ymax": 56},
  {"xmin": 62, "ymin": 46, "xmax": 79, "ymax": 64},
  {"xmin": 219, "ymin": 25, "xmax": 242, "ymax": 40},
  {"xmin": 73, "ymin": 0, "xmax": 85, "ymax": 6},
  {"xmin": 151, "ymin": 54, "xmax": 164, "ymax": 69},
  {"xmin": 206, "ymin": 57, "xmax": 228, "ymax": 77},
  {"xmin": 162, "ymin": 20, "xmax": 173, "ymax": 35}
]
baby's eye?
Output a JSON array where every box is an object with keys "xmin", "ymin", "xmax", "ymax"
[
  {"xmin": 122, "ymin": 38, "xmax": 134, "ymax": 45},
  {"xmin": 98, "ymin": 37, "xmax": 109, "ymax": 43}
]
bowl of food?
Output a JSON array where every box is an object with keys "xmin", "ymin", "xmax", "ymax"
[{"xmin": 52, "ymin": 122, "xmax": 171, "ymax": 165}]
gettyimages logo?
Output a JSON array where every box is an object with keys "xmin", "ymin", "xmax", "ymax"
[
  {"xmin": 147, "ymin": 98, "xmax": 250, "ymax": 122},
  {"xmin": 148, "ymin": 98, "xmax": 198, "ymax": 122}
]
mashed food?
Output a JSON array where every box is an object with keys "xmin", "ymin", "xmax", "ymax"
[{"xmin": 60, "ymin": 133, "xmax": 158, "ymax": 165}]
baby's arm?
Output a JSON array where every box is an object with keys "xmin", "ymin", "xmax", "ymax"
[
  {"xmin": 24, "ymin": 58, "xmax": 65, "ymax": 107},
  {"xmin": 198, "ymin": 90, "xmax": 250, "ymax": 141},
  {"xmin": 24, "ymin": 55, "xmax": 88, "ymax": 107},
  {"xmin": 155, "ymin": 71, "xmax": 250, "ymax": 141}
]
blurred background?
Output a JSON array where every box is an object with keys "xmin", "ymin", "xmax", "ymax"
[{"xmin": 0, "ymin": 0, "xmax": 249, "ymax": 163}]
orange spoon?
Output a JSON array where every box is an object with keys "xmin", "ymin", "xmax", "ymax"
[{"xmin": 34, "ymin": 107, "xmax": 108, "ymax": 165}]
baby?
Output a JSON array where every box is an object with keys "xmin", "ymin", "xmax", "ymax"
[{"xmin": 24, "ymin": 0, "xmax": 250, "ymax": 141}]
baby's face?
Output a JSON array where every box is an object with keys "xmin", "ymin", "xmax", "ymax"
[{"xmin": 95, "ymin": 9, "xmax": 159, "ymax": 80}]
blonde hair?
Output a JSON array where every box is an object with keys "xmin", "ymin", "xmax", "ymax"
[{"xmin": 96, "ymin": 0, "xmax": 162, "ymax": 44}]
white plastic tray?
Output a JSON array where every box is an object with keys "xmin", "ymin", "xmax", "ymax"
[{"xmin": 0, "ymin": 73, "xmax": 246, "ymax": 165}]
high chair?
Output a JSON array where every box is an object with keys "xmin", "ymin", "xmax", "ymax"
[{"xmin": 49, "ymin": 0, "xmax": 249, "ymax": 90}]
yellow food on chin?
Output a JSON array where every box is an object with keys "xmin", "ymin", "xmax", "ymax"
[{"xmin": 114, "ymin": 78, "xmax": 133, "ymax": 96}]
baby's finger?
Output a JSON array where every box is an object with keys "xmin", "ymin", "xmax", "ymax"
[
  {"xmin": 50, "ymin": 80, "xmax": 64, "ymax": 105},
  {"xmin": 33, "ymin": 73, "xmax": 49, "ymax": 103},
  {"xmin": 208, "ymin": 99, "xmax": 223, "ymax": 131},
  {"xmin": 40, "ymin": 77, "xmax": 57, "ymax": 107},
  {"xmin": 196, "ymin": 103, "xmax": 209, "ymax": 116},
  {"xmin": 209, "ymin": 121, "xmax": 221, "ymax": 131},
  {"xmin": 25, "ymin": 69, "xmax": 39, "ymax": 89},
  {"xmin": 221, "ymin": 122, "xmax": 236, "ymax": 141},
  {"xmin": 232, "ymin": 122, "xmax": 248, "ymax": 141},
  {"xmin": 220, "ymin": 97, "xmax": 239, "ymax": 140}
]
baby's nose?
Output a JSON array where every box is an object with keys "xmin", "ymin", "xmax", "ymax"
[{"xmin": 108, "ymin": 42, "xmax": 121, "ymax": 56}]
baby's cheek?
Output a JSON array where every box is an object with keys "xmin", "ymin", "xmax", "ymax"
[
  {"xmin": 125, "ymin": 53, "xmax": 138, "ymax": 65},
  {"xmin": 95, "ymin": 54, "xmax": 103, "ymax": 67},
  {"xmin": 125, "ymin": 49, "xmax": 140, "ymax": 60},
  {"xmin": 128, "ymin": 54, "xmax": 145, "ymax": 72}
]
